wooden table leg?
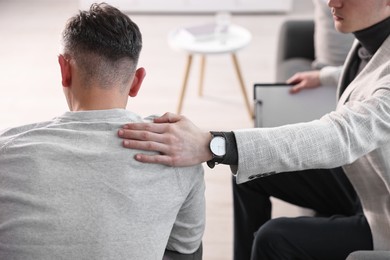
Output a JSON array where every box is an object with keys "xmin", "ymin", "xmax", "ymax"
[
  {"xmin": 177, "ymin": 54, "xmax": 193, "ymax": 114},
  {"xmin": 198, "ymin": 55, "xmax": 206, "ymax": 97},
  {"xmin": 231, "ymin": 53, "xmax": 254, "ymax": 119}
]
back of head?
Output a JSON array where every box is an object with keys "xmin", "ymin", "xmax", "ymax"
[{"xmin": 61, "ymin": 3, "xmax": 142, "ymax": 89}]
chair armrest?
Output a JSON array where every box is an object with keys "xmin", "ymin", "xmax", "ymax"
[
  {"xmin": 163, "ymin": 243, "xmax": 202, "ymax": 260},
  {"xmin": 346, "ymin": 251, "xmax": 390, "ymax": 260}
]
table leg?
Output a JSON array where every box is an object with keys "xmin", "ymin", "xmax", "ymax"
[
  {"xmin": 198, "ymin": 55, "xmax": 206, "ymax": 97},
  {"xmin": 177, "ymin": 54, "xmax": 193, "ymax": 114},
  {"xmin": 231, "ymin": 53, "xmax": 254, "ymax": 119}
]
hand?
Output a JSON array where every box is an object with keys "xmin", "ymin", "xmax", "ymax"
[
  {"xmin": 287, "ymin": 70, "xmax": 321, "ymax": 94},
  {"xmin": 118, "ymin": 112, "xmax": 213, "ymax": 167}
]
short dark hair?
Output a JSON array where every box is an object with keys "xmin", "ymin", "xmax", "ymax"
[{"xmin": 61, "ymin": 3, "xmax": 142, "ymax": 88}]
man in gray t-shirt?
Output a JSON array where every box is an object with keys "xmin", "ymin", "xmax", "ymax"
[{"xmin": 0, "ymin": 4, "xmax": 205, "ymax": 260}]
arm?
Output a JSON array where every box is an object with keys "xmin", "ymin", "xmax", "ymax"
[
  {"xmin": 166, "ymin": 166, "xmax": 205, "ymax": 254},
  {"xmin": 319, "ymin": 65, "xmax": 343, "ymax": 86},
  {"xmin": 286, "ymin": 66, "xmax": 343, "ymax": 94},
  {"xmin": 119, "ymin": 77, "xmax": 390, "ymax": 179},
  {"xmin": 118, "ymin": 113, "xmax": 212, "ymax": 167},
  {"xmin": 234, "ymin": 87, "xmax": 390, "ymax": 183}
]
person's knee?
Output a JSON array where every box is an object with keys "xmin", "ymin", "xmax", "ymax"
[
  {"xmin": 252, "ymin": 218, "xmax": 294, "ymax": 259},
  {"xmin": 254, "ymin": 218, "xmax": 290, "ymax": 245}
]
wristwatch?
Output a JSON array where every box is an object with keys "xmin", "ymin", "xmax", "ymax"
[{"xmin": 207, "ymin": 131, "xmax": 226, "ymax": 169}]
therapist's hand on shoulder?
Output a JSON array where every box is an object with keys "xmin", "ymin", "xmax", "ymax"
[
  {"xmin": 118, "ymin": 112, "xmax": 212, "ymax": 167},
  {"xmin": 287, "ymin": 70, "xmax": 321, "ymax": 94}
]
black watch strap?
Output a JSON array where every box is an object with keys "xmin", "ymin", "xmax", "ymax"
[{"xmin": 223, "ymin": 131, "xmax": 238, "ymax": 165}]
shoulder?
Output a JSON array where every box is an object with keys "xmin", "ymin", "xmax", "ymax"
[
  {"xmin": 142, "ymin": 114, "xmax": 161, "ymax": 122},
  {"xmin": 0, "ymin": 121, "xmax": 53, "ymax": 150}
]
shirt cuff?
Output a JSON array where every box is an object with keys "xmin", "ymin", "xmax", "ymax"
[{"xmin": 221, "ymin": 131, "xmax": 238, "ymax": 165}]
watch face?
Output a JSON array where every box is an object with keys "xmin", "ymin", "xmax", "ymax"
[{"xmin": 210, "ymin": 136, "xmax": 226, "ymax": 157}]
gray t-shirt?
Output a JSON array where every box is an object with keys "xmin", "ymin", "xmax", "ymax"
[{"xmin": 0, "ymin": 109, "xmax": 205, "ymax": 260}]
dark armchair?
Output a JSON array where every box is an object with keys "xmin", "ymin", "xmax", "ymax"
[{"xmin": 275, "ymin": 20, "xmax": 315, "ymax": 82}]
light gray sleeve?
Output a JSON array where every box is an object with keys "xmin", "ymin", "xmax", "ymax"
[
  {"xmin": 166, "ymin": 165, "xmax": 205, "ymax": 254},
  {"xmin": 233, "ymin": 85, "xmax": 390, "ymax": 184},
  {"xmin": 319, "ymin": 65, "xmax": 343, "ymax": 86}
]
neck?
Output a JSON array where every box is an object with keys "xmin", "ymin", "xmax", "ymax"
[
  {"xmin": 353, "ymin": 17, "xmax": 390, "ymax": 55},
  {"xmin": 66, "ymin": 86, "xmax": 128, "ymax": 112}
]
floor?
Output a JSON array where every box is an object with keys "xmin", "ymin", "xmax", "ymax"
[{"xmin": 0, "ymin": 1, "xmax": 314, "ymax": 259}]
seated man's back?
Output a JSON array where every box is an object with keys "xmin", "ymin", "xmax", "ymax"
[
  {"xmin": 0, "ymin": 3, "xmax": 205, "ymax": 259},
  {"xmin": 0, "ymin": 109, "xmax": 204, "ymax": 259}
]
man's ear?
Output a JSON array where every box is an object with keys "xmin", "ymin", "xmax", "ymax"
[
  {"xmin": 58, "ymin": 54, "xmax": 72, "ymax": 87},
  {"xmin": 129, "ymin": 67, "xmax": 146, "ymax": 97}
]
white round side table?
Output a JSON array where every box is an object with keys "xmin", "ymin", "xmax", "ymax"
[{"xmin": 168, "ymin": 24, "xmax": 253, "ymax": 119}]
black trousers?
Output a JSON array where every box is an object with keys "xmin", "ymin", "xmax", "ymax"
[{"xmin": 232, "ymin": 168, "xmax": 373, "ymax": 260}]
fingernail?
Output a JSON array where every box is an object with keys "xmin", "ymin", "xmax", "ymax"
[
  {"xmin": 118, "ymin": 129, "xmax": 123, "ymax": 136},
  {"xmin": 124, "ymin": 140, "xmax": 129, "ymax": 146},
  {"xmin": 123, "ymin": 125, "xmax": 129, "ymax": 129}
]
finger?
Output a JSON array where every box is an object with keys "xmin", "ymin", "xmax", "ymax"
[
  {"xmin": 286, "ymin": 74, "xmax": 302, "ymax": 85},
  {"xmin": 122, "ymin": 139, "xmax": 169, "ymax": 154},
  {"xmin": 134, "ymin": 153, "xmax": 174, "ymax": 166},
  {"xmin": 118, "ymin": 129, "xmax": 167, "ymax": 144},
  {"xmin": 289, "ymin": 84, "xmax": 304, "ymax": 94},
  {"xmin": 121, "ymin": 122, "xmax": 168, "ymax": 134},
  {"xmin": 154, "ymin": 112, "xmax": 181, "ymax": 123}
]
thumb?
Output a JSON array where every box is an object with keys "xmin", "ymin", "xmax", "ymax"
[
  {"xmin": 154, "ymin": 112, "xmax": 181, "ymax": 123},
  {"xmin": 286, "ymin": 74, "xmax": 301, "ymax": 85}
]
